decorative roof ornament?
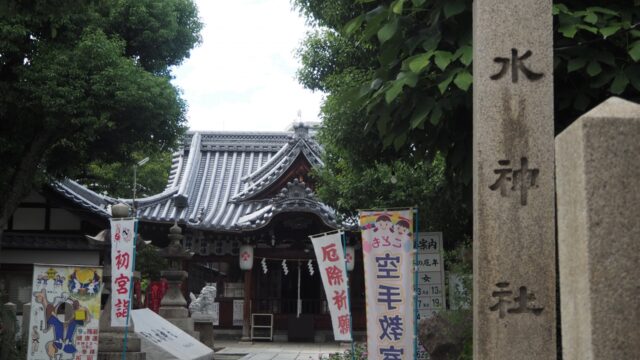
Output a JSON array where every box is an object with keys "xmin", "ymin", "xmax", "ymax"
[
  {"xmin": 293, "ymin": 122, "xmax": 309, "ymax": 139},
  {"xmin": 273, "ymin": 178, "xmax": 315, "ymax": 202}
]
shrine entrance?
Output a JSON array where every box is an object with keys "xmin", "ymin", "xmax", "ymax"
[
  {"xmin": 247, "ymin": 212, "xmax": 331, "ymax": 341},
  {"xmin": 254, "ymin": 257, "xmax": 325, "ymax": 315}
]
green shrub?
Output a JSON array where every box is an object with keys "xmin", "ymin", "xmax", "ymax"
[{"xmin": 328, "ymin": 343, "xmax": 367, "ymax": 360}]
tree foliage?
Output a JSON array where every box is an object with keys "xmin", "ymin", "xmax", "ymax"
[
  {"xmin": 296, "ymin": 0, "xmax": 640, "ymax": 242},
  {"xmin": 0, "ymin": 0, "xmax": 202, "ymax": 242},
  {"xmin": 314, "ymin": 154, "xmax": 470, "ymax": 245},
  {"xmin": 553, "ymin": 3, "xmax": 640, "ymax": 130},
  {"xmin": 79, "ymin": 151, "xmax": 173, "ymax": 199},
  {"xmin": 136, "ymin": 244, "xmax": 169, "ymax": 281},
  {"xmin": 297, "ymin": 0, "xmax": 640, "ymax": 174}
]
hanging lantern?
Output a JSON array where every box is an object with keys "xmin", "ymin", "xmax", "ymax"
[
  {"xmin": 239, "ymin": 245, "xmax": 254, "ymax": 270},
  {"xmin": 345, "ymin": 246, "xmax": 355, "ymax": 271}
]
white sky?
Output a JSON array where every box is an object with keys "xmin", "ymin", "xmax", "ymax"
[{"xmin": 171, "ymin": 0, "xmax": 324, "ymax": 132}]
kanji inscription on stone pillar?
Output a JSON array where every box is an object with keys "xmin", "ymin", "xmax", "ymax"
[{"xmin": 473, "ymin": 1, "xmax": 556, "ymax": 359}]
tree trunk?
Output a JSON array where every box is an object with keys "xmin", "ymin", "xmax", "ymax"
[{"xmin": 0, "ymin": 133, "xmax": 52, "ymax": 257}]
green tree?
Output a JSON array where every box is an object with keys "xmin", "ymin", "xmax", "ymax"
[
  {"xmin": 296, "ymin": 0, "xmax": 640, "ymax": 243},
  {"xmin": 79, "ymin": 151, "xmax": 173, "ymax": 199},
  {"xmin": 314, "ymin": 154, "xmax": 470, "ymax": 245},
  {"xmin": 0, "ymin": 0, "xmax": 202, "ymax": 248},
  {"xmin": 136, "ymin": 244, "xmax": 169, "ymax": 281},
  {"xmin": 312, "ymin": 67, "xmax": 471, "ymax": 243}
]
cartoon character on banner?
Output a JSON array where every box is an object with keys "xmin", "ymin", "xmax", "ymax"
[
  {"xmin": 37, "ymin": 268, "xmax": 58, "ymax": 288},
  {"xmin": 53, "ymin": 274, "xmax": 64, "ymax": 289},
  {"xmin": 114, "ymin": 222, "xmax": 133, "ymax": 242},
  {"xmin": 32, "ymin": 289, "xmax": 92, "ymax": 359},
  {"xmin": 68, "ymin": 269, "xmax": 101, "ymax": 295},
  {"xmin": 393, "ymin": 217, "xmax": 413, "ymax": 252},
  {"xmin": 36, "ymin": 273, "xmax": 49, "ymax": 287},
  {"xmin": 122, "ymin": 225, "xmax": 133, "ymax": 242},
  {"xmin": 362, "ymin": 213, "xmax": 395, "ymax": 253},
  {"xmin": 374, "ymin": 214, "xmax": 394, "ymax": 236},
  {"xmin": 31, "ymin": 326, "xmax": 40, "ymax": 355}
]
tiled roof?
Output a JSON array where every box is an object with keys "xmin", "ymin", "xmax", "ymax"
[
  {"xmin": 50, "ymin": 179, "xmax": 115, "ymax": 218},
  {"xmin": 135, "ymin": 124, "xmax": 338, "ymax": 231}
]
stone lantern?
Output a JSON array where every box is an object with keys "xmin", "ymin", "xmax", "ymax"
[{"xmin": 158, "ymin": 222, "xmax": 199, "ymax": 338}]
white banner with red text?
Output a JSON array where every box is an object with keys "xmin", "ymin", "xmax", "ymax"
[
  {"xmin": 310, "ymin": 231, "xmax": 352, "ymax": 341},
  {"xmin": 360, "ymin": 209, "xmax": 415, "ymax": 360},
  {"xmin": 110, "ymin": 218, "xmax": 137, "ymax": 327}
]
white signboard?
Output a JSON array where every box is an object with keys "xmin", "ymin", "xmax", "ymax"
[
  {"xmin": 28, "ymin": 264, "xmax": 103, "ymax": 360},
  {"xmin": 232, "ymin": 300, "xmax": 244, "ymax": 327},
  {"xmin": 132, "ymin": 308, "xmax": 213, "ymax": 360},
  {"xmin": 110, "ymin": 218, "xmax": 136, "ymax": 327},
  {"xmin": 360, "ymin": 210, "xmax": 415, "ymax": 360},
  {"xmin": 414, "ymin": 253, "xmax": 441, "ymax": 272},
  {"xmin": 415, "ymin": 232, "xmax": 445, "ymax": 319},
  {"xmin": 416, "ymin": 232, "xmax": 446, "ymax": 359},
  {"xmin": 310, "ymin": 231, "xmax": 352, "ymax": 341}
]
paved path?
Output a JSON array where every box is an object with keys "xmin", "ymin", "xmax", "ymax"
[{"xmin": 214, "ymin": 341, "xmax": 349, "ymax": 360}]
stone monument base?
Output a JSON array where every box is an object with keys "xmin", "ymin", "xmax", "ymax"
[
  {"xmin": 159, "ymin": 306, "xmax": 200, "ymax": 340},
  {"xmin": 98, "ymin": 352, "xmax": 146, "ymax": 360},
  {"xmin": 98, "ymin": 332, "xmax": 146, "ymax": 360},
  {"xmin": 98, "ymin": 332, "xmax": 141, "ymax": 352},
  {"xmin": 194, "ymin": 322, "xmax": 214, "ymax": 348}
]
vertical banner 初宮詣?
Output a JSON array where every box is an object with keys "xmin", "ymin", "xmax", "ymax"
[
  {"xmin": 28, "ymin": 264, "xmax": 102, "ymax": 360},
  {"xmin": 110, "ymin": 218, "xmax": 137, "ymax": 327},
  {"xmin": 360, "ymin": 209, "xmax": 415, "ymax": 360},
  {"xmin": 310, "ymin": 231, "xmax": 352, "ymax": 341}
]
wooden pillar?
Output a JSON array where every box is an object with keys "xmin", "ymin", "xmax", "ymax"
[{"xmin": 241, "ymin": 269, "xmax": 253, "ymax": 341}]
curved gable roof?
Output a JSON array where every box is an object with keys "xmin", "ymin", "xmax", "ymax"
[
  {"xmin": 50, "ymin": 179, "xmax": 115, "ymax": 218},
  {"xmin": 135, "ymin": 125, "xmax": 337, "ymax": 231}
]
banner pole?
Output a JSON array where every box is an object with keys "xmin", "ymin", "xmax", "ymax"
[
  {"xmin": 342, "ymin": 231, "xmax": 356, "ymax": 360},
  {"xmin": 121, "ymin": 219, "xmax": 138, "ymax": 360},
  {"xmin": 414, "ymin": 208, "xmax": 419, "ymax": 360}
]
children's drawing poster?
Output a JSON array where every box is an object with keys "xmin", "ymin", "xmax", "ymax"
[
  {"xmin": 359, "ymin": 209, "xmax": 415, "ymax": 360},
  {"xmin": 28, "ymin": 264, "xmax": 102, "ymax": 360}
]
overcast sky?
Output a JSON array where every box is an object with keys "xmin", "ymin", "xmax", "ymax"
[{"xmin": 171, "ymin": 0, "xmax": 324, "ymax": 132}]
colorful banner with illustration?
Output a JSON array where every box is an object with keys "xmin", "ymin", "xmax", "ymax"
[
  {"xmin": 28, "ymin": 264, "xmax": 102, "ymax": 360},
  {"xmin": 110, "ymin": 218, "xmax": 137, "ymax": 327},
  {"xmin": 310, "ymin": 231, "xmax": 352, "ymax": 341},
  {"xmin": 360, "ymin": 209, "xmax": 415, "ymax": 360}
]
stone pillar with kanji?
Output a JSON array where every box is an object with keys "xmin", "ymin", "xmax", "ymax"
[{"xmin": 473, "ymin": 0, "xmax": 556, "ymax": 359}]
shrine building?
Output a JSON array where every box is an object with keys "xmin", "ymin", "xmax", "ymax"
[
  {"xmin": 1, "ymin": 122, "xmax": 366, "ymax": 342},
  {"xmin": 134, "ymin": 123, "xmax": 365, "ymax": 341}
]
